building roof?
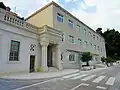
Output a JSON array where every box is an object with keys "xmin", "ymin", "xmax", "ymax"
[{"xmin": 26, "ymin": 1, "xmax": 104, "ymax": 40}]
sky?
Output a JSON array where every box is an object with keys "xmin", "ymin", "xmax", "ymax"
[{"xmin": 1, "ymin": 0, "xmax": 120, "ymax": 32}]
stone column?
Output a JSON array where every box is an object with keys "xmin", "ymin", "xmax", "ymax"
[
  {"xmin": 56, "ymin": 44, "xmax": 62, "ymax": 70},
  {"xmin": 40, "ymin": 40, "xmax": 49, "ymax": 71}
]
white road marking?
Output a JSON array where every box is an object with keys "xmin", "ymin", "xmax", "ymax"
[
  {"xmin": 71, "ymin": 74, "xmax": 88, "ymax": 80},
  {"xmin": 92, "ymin": 76, "xmax": 105, "ymax": 83},
  {"xmin": 81, "ymin": 75, "xmax": 96, "ymax": 81},
  {"xmin": 106, "ymin": 77, "xmax": 115, "ymax": 85},
  {"xmin": 101, "ymin": 72, "xmax": 106, "ymax": 74},
  {"xmin": 13, "ymin": 78, "xmax": 59, "ymax": 90},
  {"xmin": 62, "ymin": 73, "xmax": 80, "ymax": 79},
  {"xmin": 80, "ymin": 83, "xmax": 89, "ymax": 86},
  {"xmin": 96, "ymin": 86, "xmax": 107, "ymax": 90},
  {"xmin": 70, "ymin": 83, "xmax": 89, "ymax": 90}
]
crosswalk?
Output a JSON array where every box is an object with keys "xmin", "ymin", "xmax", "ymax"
[{"xmin": 62, "ymin": 72, "xmax": 116, "ymax": 86}]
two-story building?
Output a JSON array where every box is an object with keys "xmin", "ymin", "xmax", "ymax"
[{"xmin": 0, "ymin": 1, "xmax": 106, "ymax": 74}]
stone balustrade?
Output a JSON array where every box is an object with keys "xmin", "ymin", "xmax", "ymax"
[{"xmin": 0, "ymin": 8, "xmax": 38, "ymax": 31}]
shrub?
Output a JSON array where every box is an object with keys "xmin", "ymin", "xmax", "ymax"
[
  {"xmin": 81, "ymin": 52, "xmax": 92, "ymax": 66},
  {"xmin": 36, "ymin": 67, "xmax": 43, "ymax": 72}
]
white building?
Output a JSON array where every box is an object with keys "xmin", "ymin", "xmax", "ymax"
[{"xmin": 0, "ymin": 1, "xmax": 106, "ymax": 74}]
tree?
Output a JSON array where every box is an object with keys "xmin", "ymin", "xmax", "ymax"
[
  {"xmin": 96, "ymin": 28, "xmax": 120, "ymax": 60},
  {"xmin": 101, "ymin": 57, "xmax": 106, "ymax": 64},
  {"xmin": 96, "ymin": 28, "xmax": 103, "ymax": 36},
  {"xmin": 0, "ymin": 2, "xmax": 6, "ymax": 10},
  {"xmin": 81, "ymin": 52, "xmax": 92, "ymax": 66}
]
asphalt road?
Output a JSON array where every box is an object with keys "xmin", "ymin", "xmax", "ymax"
[{"xmin": 0, "ymin": 65, "xmax": 120, "ymax": 90}]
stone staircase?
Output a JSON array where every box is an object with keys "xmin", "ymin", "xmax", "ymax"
[{"xmin": 48, "ymin": 67, "xmax": 59, "ymax": 72}]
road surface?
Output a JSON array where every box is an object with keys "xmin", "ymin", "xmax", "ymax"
[{"xmin": 0, "ymin": 65, "xmax": 120, "ymax": 90}]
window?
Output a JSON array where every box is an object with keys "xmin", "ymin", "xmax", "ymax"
[
  {"xmin": 61, "ymin": 53, "xmax": 63, "ymax": 60},
  {"xmin": 84, "ymin": 29, "xmax": 87, "ymax": 35},
  {"xmin": 93, "ymin": 35, "xmax": 95, "ymax": 40},
  {"xmin": 68, "ymin": 19, "xmax": 73, "ymax": 28},
  {"xmin": 98, "ymin": 46, "xmax": 100, "ymax": 51},
  {"xmin": 69, "ymin": 35, "xmax": 74, "ymax": 43},
  {"xmin": 90, "ymin": 43, "xmax": 92, "ymax": 48},
  {"xmin": 57, "ymin": 13, "xmax": 63, "ymax": 23},
  {"xmin": 89, "ymin": 32, "xmax": 91, "ymax": 36},
  {"xmin": 101, "ymin": 48, "xmax": 102, "ymax": 52},
  {"xmin": 85, "ymin": 41, "xmax": 87, "ymax": 48},
  {"xmin": 78, "ymin": 54, "xmax": 82, "ymax": 61},
  {"xmin": 77, "ymin": 25, "xmax": 80, "ymax": 31},
  {"xmin": 69, "ymin": 53, "xmax": 75, "ymax": 61},
  {"xmin": 94, "ymin": 45, "xmax": 96, "ymax": 50},
  {"xmin": 9, "ymin": 40, "xmax": 20, "ymax": 61},
  {"xmin": 78, "ymin": 38, "xmax": 82, "ymax": 45},
  {"xmin": 97, "ymin": 36, "xmax": 99, "ymax": 40}
]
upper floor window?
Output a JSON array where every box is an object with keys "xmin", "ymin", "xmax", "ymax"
[
  {"xmin": 90, "ymin": 43, "xmax": 92, "ymax": 48},
  {"xmin": 89, "ymin": 31, "xmax": 91, "ymax": 36},
  {"xmin": 97, "ymin": 36, "xmax": 99, "ymax": 40},
  {"xmin": 57, "ymin": 13, "xmax": 63, "ymax": 23},
  {"xmin": 69, "ymin": 53, "xmax": 75, "ymax": 61},
  {"xmin": 9, "ymin": 40, "xmax": 20, "ymax": 61},
  {"xmin": 77, "ymin": 25, "xmax": 80, "ymax": 31},
  {"xmin": 101, "ymin": 48, "xmax": 102, "ymax": 52},
  {"xmin": 84, "ymin": 29, "xmax": 87, "ymax": 35},
  {"xmin": 85, "ymin": 41, "xmax": 88, "ymax": 48},
  {"xmin": 78, "ymin": 38, "xmax": 82, "ymax": 45},
  {"xmin": 93, "ymin": 34, "xmax": 95, "ymax": 40},
  {"xmin": 98, "ymin": 46, "xmax": 100, "ymax": 51},
  {"xmin": 94, "ymin": 45, "xmax": 96, "ymax": 50},
  {"xmin": 68, "ymin": 19, "xmax": 73, "ymax": 28},
  {"xmin": 69, "ymin": 35, "xmax": 74, "ymax": 43}
]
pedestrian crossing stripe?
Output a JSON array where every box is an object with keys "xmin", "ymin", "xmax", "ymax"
[
  {"xmin": 62, "ymin": 73, "xmax": 80, "ymax": 79},
  {"xmin": 92, "ymin": 76, "xmax": 105, "ymax": 83},
  {"xmin": 81, "ymin": 75, "xmax": 96, "ymax": 81},
  {"xmin": 105, "ymin": 77, "xmax": 115, "ymax": 85},
  {"xmin": 71, "ymin": 74, "xmax": 88, "ymax": 80},
  {"xmin": 61, "ymin": 73, "xmax": 115, "ymax": 86}
]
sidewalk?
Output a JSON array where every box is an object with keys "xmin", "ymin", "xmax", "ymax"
[{"xmin": 0, "ymin": 68, "xmax": 108, "ymax": 80}]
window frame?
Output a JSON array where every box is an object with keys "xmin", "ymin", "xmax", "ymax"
[
  {"xmin": 69, "ymin": 53, "xmax": 75, "ymax": 61},
  {"xmin": 69, "ymin": 35, "xmax": 74, "ymax": 44},
  {"xmin": 9, "ymin": 40, "xmax": 20, "ymax": 61},
  {"xmin": 84, "ymin": 41, "xmax": 88, "ymax": 48},
  {"xmin": 77, "ymin": 25, "xmax": 80, "ymax": 31},
  {"xmin": 78, "ymin": 38, "xmax": 82, "ymax": 45},
  {"xmin": 57, "ymin": 13, "xmax": 63, "ymax": 23},
  {"xmin": 93, "ymin": 34, "xmax": 95, "ymax": 40},
  {"xmin": 68, "ymin": 19, "xmax": 73, "ymax": 28},
  {"xmin": 84, "ymin": 28, "xmax": 87, "ymax": 35}
]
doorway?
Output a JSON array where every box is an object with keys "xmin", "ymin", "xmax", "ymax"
[
  {"xmin": 47, "ymin": 45, "xmax": 53, "ymax": 67},
  {"xmin": 29, "ymin": 55, "xmax": 35, "ymax": 72}
]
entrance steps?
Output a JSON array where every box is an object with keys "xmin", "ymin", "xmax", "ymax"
[{"xmin": 48, "ymin": 67, "xmax": 59, "ymax": 72}]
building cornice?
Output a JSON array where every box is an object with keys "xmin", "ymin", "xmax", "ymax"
[{"xmin": 26, "ymin": 1, "xmax": 105, "ymax": 40}]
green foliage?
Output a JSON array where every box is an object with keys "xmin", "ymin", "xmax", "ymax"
[
  {"xmin": 96, "ymin": 28, "xmax": 120, "ymax": 60},
  {"xmin": 102, "ymin": 57, "xmax": 117, "ymax": 66},
  {"xmin": 36, "ymin": 67, "xmax": 43, "ymax": 72},
  {"xmin": 101, "ymin": 57, "xmax": 106, "ymax": 63},
  {"xmin": 81, "ymin": 52, "xmax": 92, "ymax": 66},
  {"xmin": 0, "ymin": 2, "xmax": 6, "ymax": 10}
]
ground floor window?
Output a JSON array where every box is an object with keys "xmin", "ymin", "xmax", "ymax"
[
  {"xmin": 69, "ymin": 53, "xmax": 75, "ymax": 61},
  {"xmin": 9, "ymin": 40, "xmax": 20, "ymax": 61}
]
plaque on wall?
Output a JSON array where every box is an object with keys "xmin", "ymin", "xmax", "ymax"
[{"xmin": 30, "ymin": 44, "xmax": 36, "ymax": 51}]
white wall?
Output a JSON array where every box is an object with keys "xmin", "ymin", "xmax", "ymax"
[{"xmin": 0, "ymin": 21, "xmax": 41, "ymax": 73}]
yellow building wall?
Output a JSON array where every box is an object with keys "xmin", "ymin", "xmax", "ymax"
[{"xmin": 26, "ymin": 5, "xmax": 53, "ymax": 28}]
